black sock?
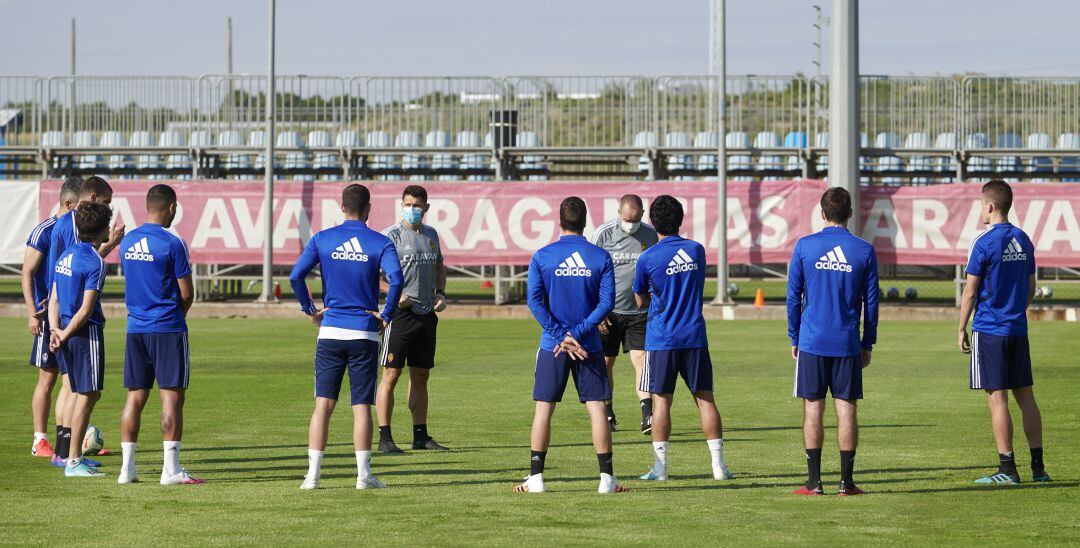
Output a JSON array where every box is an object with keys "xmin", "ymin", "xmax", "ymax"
[
  {"xmin": 1030, "ymin": 447, "xmax": 1044, "ymax": 472},
  {"xmin": 55, "ymin": 424, "xmax": 63, "ymax": 442},
  {"xmin": 605, "ymin": 402, "xmax": 615, "ymax": 419},
  {"xmin": 378, "ymin": 426, "xmax": 392, "ymax": 442},
  {"xmin": 840, "ymin": 450, "xmax": 856, "ymax": 486},
  {"xmin": 999, "ymin": 451, "xmax": 1018, "ymax": 476},
  {"xmin": 58, "ymin": 427, "xmax": 72, "ymax": 459},
  {"xmin": 597, "ymin": 452, "xmax": 614, "ymax": 476},
  {"xmin": 530, "ymin": 450, "xmax": 547, "ymax": 476},
  {"xmin": 413, "ymin": 424, "xmax": 429, "ymax": 443},
  {"xmin": 640, "ymin": 398, "xmax": 653, "ymax": 420},
  {"xmin": 805, "ymin": 448, "xmax": 822, "ymax": 488}
]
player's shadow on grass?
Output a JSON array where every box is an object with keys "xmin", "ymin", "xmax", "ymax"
[
  {"xmin": 728, "ymin": 423, "xmax": 937, "ymax": 432},
  {"xmin": 182, "ymin": 442, "xmax": 355, "ymax": 453},
  {"xmin": 643, "ymin": 475, "xmax": 924, "ymax": 492},
  {"xmin": 735, "ymin": 464, "xmax": 986, "ymax": 480},
  {"xmin": 203, "ymin": 460, "xmax": 467, "ymax": 475},
  {"xmin": 887, "ymin": 480, "xmax": 1077, "ymax": 495}
]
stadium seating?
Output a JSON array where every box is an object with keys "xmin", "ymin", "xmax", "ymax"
[
  {"xmin": 634, "ymin": 131, "xmax": 657, "ymax": 175},
  {"xmin": 159, "ymin": 131, "xmax": 187, "ymax": 179},
  {"xmin": 393, "ymin": 131, "xmax": 422, "ymax": 181},
  {"xmin": 996, "ymin": 133, "xmax": 1022, "ymax": 178},
  {"xmin": 365, "ymin": 131, "xmax": 394, "ymax": 179},
  {"xmin": 694, "ymin": 131, "xmax": 719, "ymax": 180},
  {"xmin": 1057, "ymin": 133, "xmax": 1080, "ymax": 181},
  {"xmin": 726, "ymin": 131, "xmax": 752, "ymax": 181},
  {"xmin": 875, "ymin": 132, "xmax": 902, "ymax": 185},
  {"xmin": 456, "ymin": 131, "xmax": 490, "ymax": 181},
  {"xmin": 664, "ymin": 131, "xmax": 692, "ymax": 180},
  {"xmin": 933, "ymin": 132, "xmax": 957, "ymax": 182},
  {"xmin": 129, "ymin": 131, "xmax": 159, "ymax": 174},
  {"xmin": 516, "ymin": 131, "xmax": 548, "ymax": 181},
  {"xmin": 247, "ymin": 130, "xmax": 267, "ymax": 180},
  {"xmin": 426, "ymin": 130, "xmax": 455, "ymax": 181},
  {"xmin": 308, "ymin": 130, "xmax": 338, "ymax": 180},
  {"xmin": 753, "ymin": 131, "xmax": 782, "ymax": 179},
  {"xmin": 904, "ymin": 132, "xmax": 931, "ymax": 184},
  {"xmin": 965, "ymin": 133, "xmax": 993, "ymax": 178},
  {"xmin": 216, "ymin": 129, "xmax": 250, "ymax": 177},
  {"xmin": 813, "ymin": 131, "xmax": 828, "ymax": 175},
  {"xmin": 277, "ymin": 131, "xmax": 311, "ymax": 181},
  {"xmin": 783, "ymin": 131, "xmax": 807, "ymax": 175},
  {"xmin": 1025, "ymin": 133, "xmax": 1052, "ymax": 176},
  {"xmin": 72, "ymin": 131, "xmax": 101, "ymax": 171},
  {"xmin": 100, "ymin": 131, "xmax": 128, "ymax": 172}
]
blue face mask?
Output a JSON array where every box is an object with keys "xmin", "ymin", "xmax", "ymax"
[{"xmin": 402, "ymin": 206, "xmax": 424, "ymax": 225}]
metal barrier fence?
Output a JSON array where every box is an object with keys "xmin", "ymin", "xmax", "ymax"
[{"xmin": 4, "ymin": 74, "xmax": 1080, "ymax": 180}]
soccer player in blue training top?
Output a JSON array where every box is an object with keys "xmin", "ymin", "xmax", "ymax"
[
  {"xmin": 634, "ymin": 195, "xmax": 733, "ymax": 483},
  {"xmin": 22, "ymin": 176, "xmax": 82, "ymax": 459},
  {"xmin": 959, "ymin": 180, "xmax": 1051, "ymax": 485},
  {"xmin": 117, "ymin": 184, "xmax": 202, "ymax": 486},
  {"xmin": 47, "ymin": 202, "xmax": 113, "ymax": 478},
  {"xmin": 290, "ymin": 184, "xmax": 404, "ymax": 490},
  {"xmin": 518, "ymin": 196, "xmax": 626, "ymax": 494},
  {"xmin": 786, "ymin": 187, "xmax": 878, "ymax": 496},
  {"xmin": 46, "ymin": 175, "xmax": 125, "ymax": 468},
  {"xmin": 593, "ymin": 194, "xmax": 659, "ymax": 434}
]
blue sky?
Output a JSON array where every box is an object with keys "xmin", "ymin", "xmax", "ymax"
[{"xmin": 1, "ymin": 0, "xmax": 1077, "ymax": 76}]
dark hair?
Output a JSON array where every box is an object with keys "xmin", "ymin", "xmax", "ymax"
[
  {"xmin": 559, "ymin": 196, "xmax": 587, "ymax": 233},
  {"xmin": 81, "ymin": 175, "xmax": 112, "ymax": 198},
  {"xmin": 820, "ymin": 187, "xmax": 853, "ymax": 224},
  {"xmin": 342, "ymin": 184, "xmax": 371, "ymax": 216},
  {"xmin": 982, "ymin": 179, "xmax": 1013, "ymax": 215},
  {"xmin": 146, "ymin": 184, "xmax": 178, "ymax": 212},
  {"xmin": 75, "ymin": 202, "xmax": 113, "ymax": 242},
  {"xmin": 649, "ymin": 195, "xmax": 684, "ymax": 235},
  {"xmin": 402, "ymin": 185, "xmax": 428, "ymax": 203},
  {"xmin": 619, "ymin": 194, "xmax": 643, "ymax": 210},
  {"xmin": 60, "ymin": 176, "xmax": 84, "ymax": 204}
]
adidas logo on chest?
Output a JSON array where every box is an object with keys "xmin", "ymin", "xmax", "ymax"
[
  {"xmin": 666, "ymin": 248, "xmax": 698, "ymax": 275},
  {"xmin": 124, "ymin": 237, "xmax": 155, "ymax": 262},
  {"xmin": 55, "ymin": 254, "xmax": 73, "ymax": 277},
  {"xmin": 555, "ymin": 251, "xmax": 592, "ymax": 277},
  {"xmin": 1002, "ymin": 237, "xmax": 1027, "ymax": 262},
  {"xmin": 815, "ymin": 245, "xmax": 852, "ymax": 272},
  {"xmin": 331, "ymin": 236, "xmax": 369, "ymax": 262}
]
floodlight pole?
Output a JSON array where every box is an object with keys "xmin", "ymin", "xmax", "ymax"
[
  {"xmin": 258, "ymin": 0, "xmax": 277, "ymax": 302},
  {"xmin": 711, "ymin": 0, "xmax": 732, "ymax": 305},
  {"xmin": 831, "ymin": 0, "xmax": 860, "ymax": 231}
]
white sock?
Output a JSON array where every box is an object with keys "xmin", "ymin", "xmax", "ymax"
[
  {"xmin": 121, "ymin": 442, "xmax": 137, "ymax": 471},
  {"xmin": 652, "ymin": 441, "xmax": 669, "ymax": 474},
  {"xmin": 34, "ymin": 432, "xmax": 47, "ymax": 443},
  {"xmin": 306, "ymin": 449, "xmax": 324, "ymax": 480},
  {"xmin": 163, "ymin": 441, "xmax": 181, "ymax": 475},
  {"xmin": 355, "ymin": 450, "xmax": 372, "ymax": 478},
  {"xmin": 707, "ymin": 438, "xmax": 726, "ymax": 468}
]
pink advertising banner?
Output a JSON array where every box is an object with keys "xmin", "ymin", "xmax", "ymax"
[{"xmin": 39, "ymin": 180, "xmax": 1080, "ymax": 267}]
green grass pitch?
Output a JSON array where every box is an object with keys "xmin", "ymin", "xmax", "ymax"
[{"xmin": 0, "ymin": 318, "xmax": 1077, "ymax": 545}]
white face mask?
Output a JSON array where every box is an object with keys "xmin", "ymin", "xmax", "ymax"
[{"xmin": 620, "ymin": 220, "xmax": 641, "ymax": 235}]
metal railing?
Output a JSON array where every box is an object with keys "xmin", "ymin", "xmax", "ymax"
[{"xmin": 4, "ymin": 74, "xmax": 1080, "ymax": 181}]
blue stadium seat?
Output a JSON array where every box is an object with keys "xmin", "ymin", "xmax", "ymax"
[
  {"xmin": 664, "ymin": 131, "xmax": 692, "ymax": 180},
  {"xmin": 41, "ymin": 131, "xmax": 66, "ymax": 170},
  {"xmin": 965, "ymin": 133, "xmax": 992, "ymax": 174},
  {"xmin": 247, "ymin": 130, "xmax": 267, "ymax": 180},
  {"xmin": 516, "ymin": 131, "xmax": 548, "ymax": 180},
  {"xmin": 996, "ymin": 133, "xmax": 1022, "ymax": 176},
  {"xmin": 277, "ymin": 131, "xmax": 311, "ymax": 181},
  {"xmin": 783, "ymin": 131, "xmax": 807, "ymax": 175},
  {"xmin": 393, "ymin": 131, "xmax": 422, "ymax": 181},
  {"xmin": 754, "ymin": 131, "xmax": 782, "ymax": 178},
  {"xmin": 875, "ymin": 132, "xmax": 902, "ymax": 185},
  {"xmin": 72, "ymin": 131, "xmax": 101, "ymax": 171},
  {"xmin": 904, "ymin": 132, "xmax": 931, "ymax": 184},
  {"xmin": 100, "ymin": 131, "xmax": 128, "ymax": 173},
  {"xmin": 694, "ymin": 131, "xmax": 719, "ymax": 179},
  {"xmin": 455, "ymin": 131, "xmax": 490, "ymax": 181},
  {"xmin": 1025, "ymin": 133, "xmax": 1052, "ymax": 176},
  {"xmin": 365, "ymin": 131, "xmax": 393, "ymax": 179},
  {"xmin": 130, "ymin": 131, "xmax": 160, "ymax": 174},
  {"xmin": 308, "ymin": 130, "xmax": 338, "ymax": 180},
  {"xmin": 726, "ymin": 131, "xmax": 752, "ymax": 181},
  {"xmin": 813, "ymin": 132, "xmax": 829, "ymax": 176},
  {"xmin": 634, "ymin": 131, "xmax": 657, "ymax": 175},
  {"xmin": 217, "ymin": 130, "xmax": 250, "ymax": 177},
  {"xmin": 426, "ymin": 130, "xmax": 455, "ymax": 181},
  {"xmin": 159, "ymin": 130, "xmax": 187, "ymax": 178},
  {"xmin": 1057, "ymin": 133, "xmax": 1080, "ymax": 181},
  {"xmin": 933, "ymin": 132, "xmax": 957, "ymax": 182}
]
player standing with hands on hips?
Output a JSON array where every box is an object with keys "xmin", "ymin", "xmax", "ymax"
[
  {"xmin": 786, "ymin": 187, "xmax": 878, "ymax": 496},
  {"xmin": 958, "ymin": 180, "xmax": 1051, "ymax": 485},
  {"xmin": 377, "ymin": 185, "xmax": 450, "ymax": 454},
  {"xmin": 592, "ymin": 194, "xmax": 658, "ymax": 434},
  {"xmin": 517, "ymin": 197, "xmax": 626, "ymax": 494},
  {"xmin": 290, "ymin": 184, "xmax": 404, "ymax": 490}
]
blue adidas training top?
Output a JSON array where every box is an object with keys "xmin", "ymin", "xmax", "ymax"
[
  {"xmin": 966, "ymin": 223, "xmax": 1036, "ymax": 337},
  {"xmin": 527, "ymin": 234, "xmax": 615, "ymax": 353},
  {"xmin": 786, "ymin": 226, "xmax": 879, "ymax": 357},
  {"xmin": 289, "ymin": 219, "xmax": 404, "ymax": 332},
  {"xmin": 632, "ymin": 235, "xmax": 709, "ymax": 351},
  {"xmin": 119, "ymin": 223, "xmax": 192, "ymax": 333}
]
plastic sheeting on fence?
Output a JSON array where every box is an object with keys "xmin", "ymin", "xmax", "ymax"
[
  {"xmin": 0, "ymin": 182, "xmax": 44, "ymax": 263},
  {"xmin": 27, "ymin": 180, "xmax": 1080, "ymax": 268}
]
